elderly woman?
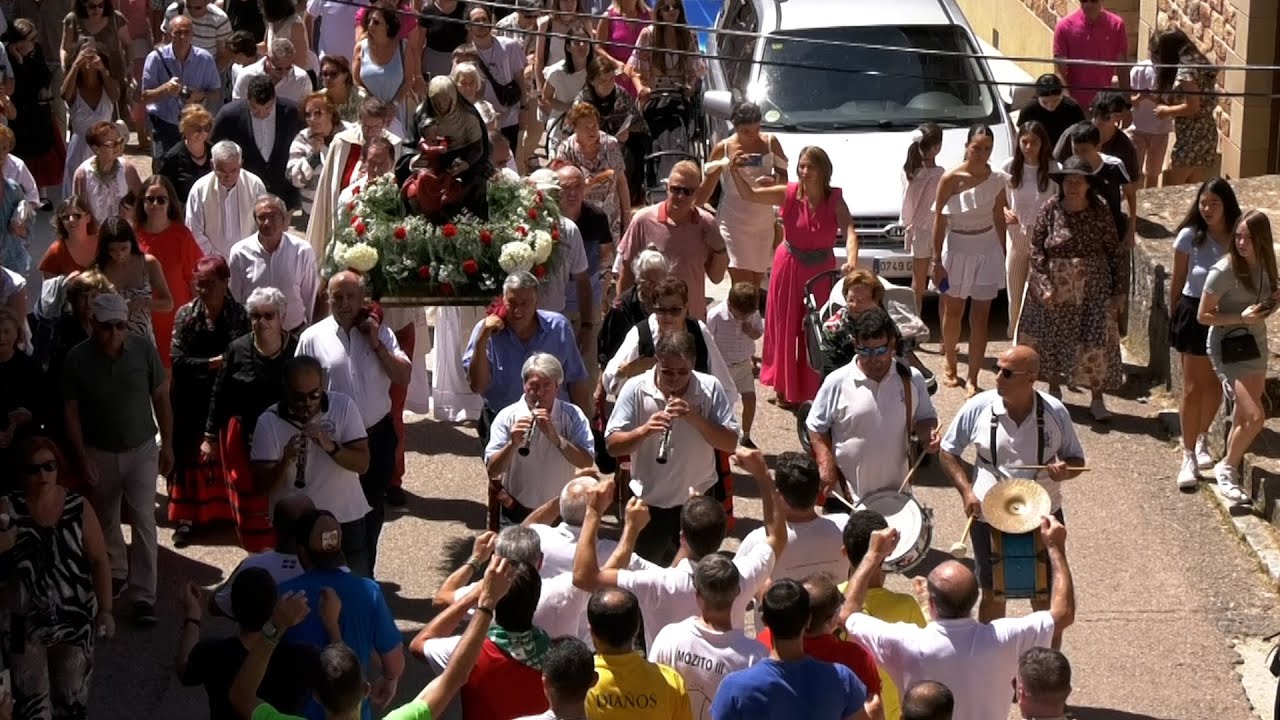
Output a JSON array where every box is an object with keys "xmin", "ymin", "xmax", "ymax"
[
  {"xmin": 401, "ymin": 76, "xmax": 492, "ymax": 219},
  {"xmin": 39, "ymin": 196, "xmax": 99, "ymax": 278},
  {"xmin": 167, "ymin": 256, "xmax": 250, "ymax": 547},
  {"xmin": 320, "ymin": 55, "xmax": 367, "ymax": 124},
  {"xmin": 95, "ymin": 216, "xmax": 172, "ymax": 345},
  {"xmin": 0, "ymin": 159, "xmax": 31, "ymax": 278},
  {"xmin": 136, "ymin": 175, "xmax": 203, "ymax": 368},
  {"xmin": 1015, "ymin": 156, "xmax": 1127, "ymax": 422},
  {"xmin": 599, "ymin": 247, "xmax": 669, "ymax": 365},
  {"xmin": 577, "ymin": 55, "xmax": 648, "ymax": 206},
  {"xmin": 452, "ymin": 62, "xmax": 498, "ymax": 130},
  {"xmin": 287, "ymin": 92, "xmax": 341, "ymax": 223},
  {"xmin": 555, "ymin": 102, "xmax": 630, "ymax": 242},
  {"xmin": 484, "ymin": 352, "xmax": 595, "ymax": 527},
  {"xmin": 154, "ymin": 105, "xmax": 214, "ymax": 203},
  {"xmin": 61, "ymin": 43, "xmax": 118, "ymax": 199},
  {"xmin": 0, "ymin": 308, "xmax": 45, "ymax": 461},
  {"xmin": 0, "ymin": 436, "xmax": 114, "ymax": 720},
  {"xmin": 204, "ymin": 286, "xmax": 298, "ymax": 552},
  {"xmin": 1198, "ymin": 210, "xmax": 1280, "ymax": 506},
  {"xmin": 72, "ymin": 122, "xmax": 143, "ymax": 225}
]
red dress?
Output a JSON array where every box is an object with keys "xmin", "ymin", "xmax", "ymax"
[
  {"xmin": 137, "ymin": 222, "xmax": 203, "ymax": 368},
  {"xmin": 760, "ymin": 182, "xmax": 840, "ymax": 404}
]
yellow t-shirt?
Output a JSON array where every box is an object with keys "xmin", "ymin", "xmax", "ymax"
[
  {"xmin": 838, "ymin": 583, "xmax": 928, "ymax": 720},
  {"xmin": 587, "ymin": 651, "xmax": 693, "ymax": 720}
]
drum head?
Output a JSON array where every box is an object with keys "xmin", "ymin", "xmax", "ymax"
[{"xmin": 856, "ymin": 492, "xmax": 924, "ymax": 562}]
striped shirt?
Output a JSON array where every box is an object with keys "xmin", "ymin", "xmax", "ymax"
[
  {"xmin": 160, "ymin": 2, "xmax": 231, "ymax": 53},
  {"xmin": 705, "ymin": 300, "xmax": 761, "ymax": 365}
]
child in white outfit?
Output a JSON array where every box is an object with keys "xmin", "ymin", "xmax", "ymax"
[{"xmin": 706, "ymin": 282, "xmax": 764, "ymax": 446}]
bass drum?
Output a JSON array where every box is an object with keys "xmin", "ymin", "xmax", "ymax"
[{"xmin": 854, "ymin": 490, "xmax": 933, "ymax": 574}]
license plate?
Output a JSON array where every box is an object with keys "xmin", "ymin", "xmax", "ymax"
[{"xmin": 873, "ymin": 257, "xmax": 913, "ymax": 275}]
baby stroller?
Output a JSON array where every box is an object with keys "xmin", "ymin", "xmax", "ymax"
[
  {"xmin": 641, "ymin": 88, "xmax": 708, "ymax": 204},
  {"xmin": 796, "ymin": 268, "xmax": 937, "ymax": 454}
]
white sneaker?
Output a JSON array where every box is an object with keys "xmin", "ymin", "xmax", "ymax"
[
  {"xmin": 1195, "ymin": 435, "xmax": 1215, "ymax": 469},
  {"xmin": 1177, "ymin": 451, "xmax": 1199, "ymax": 489},
  {"xmin": 1214, "ymin": 461, "xmax": 1252, "ymax": 505}
]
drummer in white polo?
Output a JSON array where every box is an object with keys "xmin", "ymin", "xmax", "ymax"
[
  {"xmin": 939, "ymin": 345, "xmax": 1085, "ymax": 635},
  {"xmin": 807, "ymin": 306, "xmax": 940, "ymax": 508}
]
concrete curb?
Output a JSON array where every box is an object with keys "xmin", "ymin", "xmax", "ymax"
[{"xmin": 1207, "ymin": 482, "xmax": 1280, "ymax": 590}]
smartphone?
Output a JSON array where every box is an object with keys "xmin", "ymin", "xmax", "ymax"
[
  {"xmin": 1260, "ymin": 297, "xmax": 1278, "ymax": 315},
  {"xmin": 0, "ymin": 668, "xmax": 11, "ymax": 698},
  {"xmin": 742, "ymin": 153, "xmax": 764, "ymax": 167}
]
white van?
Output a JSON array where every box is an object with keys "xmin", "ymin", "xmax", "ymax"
[{"xmin": 703, "ymin": 0, "xmax": 1030, "ymax": 282}]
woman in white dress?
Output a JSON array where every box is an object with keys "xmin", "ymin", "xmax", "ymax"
[
  {"xmin": 1002, "ymin": 120, "xmax": 1058, "ymax": 337},
  {"xmin": 71, "ymin": 120, "xmax": 142, "ymax": 224},
  {"xmin": 696, "ymin": 100, "xmax": 787, "ymax": 287},
  {"xmin": 61, "ymin": 43, "xmax": 116, "ymax": 199},
  {"xmin": 539, "ymin": 27, "xmax": 592, "ymax": 151},
  {"xmin": 931, "ymin": 124, "xmax": 1008, "ymax": 395}
]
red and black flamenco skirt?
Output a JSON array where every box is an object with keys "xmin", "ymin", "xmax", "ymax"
[
  {"xmin": 167, "ymin": 449, "xmax": 233, "ymax": 527},
  {"xmin": 221, "ymin": 417, "xmax": 275, "ymax": 553}
]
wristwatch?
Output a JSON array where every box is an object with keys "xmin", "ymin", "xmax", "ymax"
[{"xmin": 262, "ymin": 620, "xmax": 281, "ymax": 644}]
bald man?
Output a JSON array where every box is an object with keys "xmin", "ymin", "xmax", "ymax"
[
  {"xmin": 939, "ymin": 345, "xmax": 1085, "ymax": 628},
  {"xmin": 840, "ymin": 521, "xmax": 1073, "ymax": 720},
  {"xmin": 296, "ymin": 271, "xmax": 412, "ymax": 576},
  {"xmin": 615, "ymin": 160, "xmax": 728, "ymax": 320},
  {"xmin": 902, "ymin": 681, "xmax": 954, "ymax": 720}
]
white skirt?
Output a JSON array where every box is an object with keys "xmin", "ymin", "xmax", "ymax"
[
  {"xmin": 942, "ymin": 228, "xmax": 1006, "ymax": 301},
  {"xmin": 430, "ymin": 306, "xmax": 485, "ymax": 422}
]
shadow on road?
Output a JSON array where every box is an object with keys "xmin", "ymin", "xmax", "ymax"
[
  {"xmin": 1069, "ymin": 707, "xmax": 1177, "ymax": 720},
  {"xmin": 394, "ymin": 496, "xmax": 489, "ymax": 531},
  {"xmin": 405, "ymin": 419, "xmax": 482, "ymax": 459}
]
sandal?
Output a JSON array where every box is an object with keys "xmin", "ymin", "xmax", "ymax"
[
  {"xmin": 965, "ymin": 384, "xmax": 980, "ymax": 399},
  {"xmin": 942, "ymin": 373, "xmax": 962, "ymax": 389}
]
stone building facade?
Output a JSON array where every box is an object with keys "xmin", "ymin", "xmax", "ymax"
[{"xmin": 955, "ymin": 0, "xmax": 1278, "ymax": 179}]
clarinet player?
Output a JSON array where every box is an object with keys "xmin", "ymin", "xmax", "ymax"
[
  {"xmin": 485, "ymin": 353, "xmax": 596, "ymax": 528},
  {"xmin": 605, "ymin": 330, "xmax": 740, "ymax": 564}
]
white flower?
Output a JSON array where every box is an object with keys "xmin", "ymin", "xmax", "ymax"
[
  {"xmin": 499, "ymin": 241, "xmax": 535, "ymax": 273},
  {"xmin": 531, "ymin": 229, "xmax": 553, "ymax": 263},
  {"xmin": 342, "ymin": 242, "xmax": 380, "ymax": 272}
]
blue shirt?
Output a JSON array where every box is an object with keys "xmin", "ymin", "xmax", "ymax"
[
  {"xmin": 1174, "ymin": 226, "xmax": 1228, "ymax": 299},
  {"xmin": 462, "ymin": 309, "xmax": 588, "ymax": 410},
  {"xmin": 279, "ymin": 569, "xmax": 402, "ymax": 720},
  {"xmin": 711, "ymin": 657, "xmax": 867, "ymax": 720},
  {"xmin": 142, "ymin": 44, "xmax": 222, "ymax": 125}
]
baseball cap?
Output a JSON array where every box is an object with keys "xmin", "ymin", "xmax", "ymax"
[
  {"xmin": 1034, "ymin": 73, "xmax": 1064, "ymax": 97},
  {"xmin": 92, "ymin": 293, "xmax": 129, "ymax": 324},
  {"xmin": 296, "ymin": 509, "xmax": 344, "ymax": 563}
]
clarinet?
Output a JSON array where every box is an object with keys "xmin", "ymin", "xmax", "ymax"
[
  {"xmin": 518, "ymin": 399, "xmax": 540, "ymax": 456},
  {"xmin": 655, "ymin": 425, "xmax": 673, "ymax": 464}
]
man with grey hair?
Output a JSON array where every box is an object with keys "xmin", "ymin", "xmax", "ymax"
[
  {"xmin": 141, "ymin": 13, "xmax": 222, "ymax": 157},
  {"xmin": 484, "ymin": 352, "xmax": 594, "ymax": 527},
  {"xmin": 187, "ymin": 141, "xmax": 267, "ymax": 258},
  {"xmin": 232, "ymin": 37, "xmax": 311, "ymax": 104},
  {"xmin": 465, "ymin": 272, "xmax": 590, "ymax": 499},
  {"xmin": 297, "ymin": 270, "xmax": 412, "ymax": 574},
  {"xmin": 528, "ymin": 476, "xmax": 657, "ymax": 578},
  {"xmin": 228, "ymin": 195, "xmax": 318, "ymax": 333},
  {"xmin": 1015, "ymin": 647, "xmax": 1071, "ymax": 719},
  {"xmin": 647, "ymin": 554, "xmax": 768, "ymax": 719}
]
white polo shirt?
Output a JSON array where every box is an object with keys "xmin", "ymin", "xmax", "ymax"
[
  {"xmin": 616, "ymin": 544, "xmax": 775, "ymax": 650},
  {"xmin": 941, "ymin": 389, "xmax": 1084, "ymax": 513},
  {"xmin": 605, "ymin": 369, "xmax": 738, "ymax": 508},
  {"xmin": 736, "ymin": 512, "xmax": 848, "ymax": 584},
  {"xmin": 647, "ymin": 616, "xmax": 768, "ymax": 720},
  {"xmin": 530, "ymin": 523, "xmax": 658, "ymax": 579},
  {"xmin": 484, "ymin": 397, "xmax": 594, "ymax": 509},
  {"xmin": 537, "ymin": 216, "xmax": 590, "ymax": 315},
  {"xmin": 602, "ymin": 315, "xmax": 740, "ymax": 410},
  {"xmin": 845, "ymin": 611, "xmax": 1056, "ymax": 720},
  {"xmin": 297, "ymin": 315, "xmax": 408, "ymax": 429},
  {"xmin": 806, "ymin": 360, "xmax": 937, "ymax": 501},
  {"xmin": 250, "ymin": 391, "xmax": 371, "ymax": 523},
  {"xmin": 228, "ymin": 232, "xmax": 319, "ymax": 331}
]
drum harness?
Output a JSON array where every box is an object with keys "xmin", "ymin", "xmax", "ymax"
[{"xmin": 985, "ymin": 392, "xmax": 1048, "ymax": 473}]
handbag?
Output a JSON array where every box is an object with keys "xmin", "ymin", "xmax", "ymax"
[
  {"xmin": 474, "ymin": 52, "xmax": 522, "ymax": 108},
  {"xmin": 1220, "ymin": 328, "xmax": 1261, "ymax": 364}
]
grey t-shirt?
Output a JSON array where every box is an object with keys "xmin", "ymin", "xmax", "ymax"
[
  {"xmin": 1174, "ymin": 227, "xmax": 1228, "ymax": 299},
  {"xmin": 62, "ymin": 334, "xmax": 166, "ymax": 451},
  {"xmin": 1204, "ymin": 256, "xmax": 1272, "ymax": 362}
]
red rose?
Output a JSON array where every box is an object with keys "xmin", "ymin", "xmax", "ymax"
[
  {"xmin": 533, "ymin": 265, "xmax": 546, "ymax": 279},
  {"xmin": 440, "ymin": 282, "xmax": 455, "ymax": 296},
  {"xmin": 350, "ymin": 215, "xmax": 362, "ymax": 227},
  {"xmin": 346, "ymin": 201, "xmax": 356, "ymax": 212},
  {"xmin": 516, "ymin": 225, "xmax": 528, "ymax": 236},
  {"xmin": 551, "ymin": 226, "xmax": 560, "ymax": 241},
  {"xmin": 479, "ymin": 229, "xmax": 493, "ymax": 245},
  {"xmin": 417, "ymin": 265, "xmax": 430, "ymax": 279},
  {"xmin": 394, "ymin": 226, "xmax": 407, "ymax": 240},
  {"xmin": 462, "ymin": 259, "xmax": 479, "ymax": 275},
  {"xmin": 352, "ymin": 186, "xmax": 360, "ymax": 195},
  {"xmin": 442, "ymin": 223, "xmax": 458, "ymax": 238},
  {"xmin": 527, "ymin": 207, "xmax": 539, "ymax": 220},
  {"xmin": 354, "ymin": 222, "xmax": 367, "ymax": 236},
  {"xmin": 535, "ymin": 191, "xmax": 545, "ymax": 205}
]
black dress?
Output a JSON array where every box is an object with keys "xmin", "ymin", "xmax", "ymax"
[
  {"xmin": 167, "ymin": 297, "xmax": 250, "ymax": 526},
  {"xmin": 154, "ymin": 141, "xmax": 213, "ymax": 203},
  {"xmin": 9, "ymin": 46, "xmax": 65, "ymax": 187},
  {"xmin": 398, "ymin": 96, "xmax": 492, "ymax": 221}
]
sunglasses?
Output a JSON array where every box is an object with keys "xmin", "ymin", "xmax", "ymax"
[
  {"xmin": 996, "ymin": 366, "xmax": 1032, "ymax": 379},
  {"xmin": 653, "ymin": 305, "xmax": 683, "ymax": 316},
  {"xmin": 62, "ymin": 212, "xmax": 85, "ymax": 223},
  {"xmin": 144, "ymin": 195, "xmax": 168, "ymax": 205},
  {"xmin": 667, "ymin": 185, "xmax": 694, "ymax": 197},
  {"xmin": 854, "ymin": 344, "xmax": 891, "ymax": 357},
  {"xmin": 250, "ymin": 310, "xmax": 277, "ymax": 321},
  {"xmin": 191, "ymin": 124, "xmax": 212, "ymax": 133},
  {"xmin": 95, "ymin": 320, "xmax": 128, "ymax": 331},
  {"xmin": 22, "ymin": 460, "xmax": 58, "ymax": 475},
  {"xmin": 289, "ymin": 389, "xmax": 323, "ymax": 402},
  {"xmin": 321, "ymin": 70, "xmax": 340, "ymax": 79}
]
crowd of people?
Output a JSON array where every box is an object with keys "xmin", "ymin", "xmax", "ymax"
[{"xmin": 0, "ymin": 0, "xmax": 1271, "ymax": 718}]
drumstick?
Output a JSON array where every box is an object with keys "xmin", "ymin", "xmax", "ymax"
[
  {"xmin": 827, "ymin": 491, "xmax": 857, "ymax": 512},
  {"xmin": 897, "ymin": 452, "xmax": 929, "ymax": 494},
  {"xmin": 950, "ymin": 515, "xmax": 976, "ymax": 558},
  {"xmin": 1007, "ymin": 465, "xmax": 1092, "ymax": 472}
]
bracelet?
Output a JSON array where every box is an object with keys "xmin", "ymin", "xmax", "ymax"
[
  {"xmin": 466, "ymin": 557, "xmax": 486, "ymax": 573},
  {"xmin": 475, "ymin": 605, "xmax": 495, "ymax": 616}
]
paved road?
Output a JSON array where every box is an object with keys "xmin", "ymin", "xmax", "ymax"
[{"xmin": 21, "ymin": 163, "xmax": 1280, "ymax": 719}]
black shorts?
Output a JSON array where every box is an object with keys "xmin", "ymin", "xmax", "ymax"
[
  {"xmin": 1170, "ymin": 294, "xmax": 1210, "ymax": 356},
  {"xmin": 971, "ymin": 508, "xmax": 1065, "ymax": 591}
]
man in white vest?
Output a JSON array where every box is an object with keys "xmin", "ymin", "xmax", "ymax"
[{"xmin": 187, "ymin": 140, "xmax": 266, "ymax": 258}]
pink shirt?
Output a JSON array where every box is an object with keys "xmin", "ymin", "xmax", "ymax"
[
  {"xmin": 1051, "ymin": 8, "xmax": 1128, "ymax": 110},
  {"xmin": 618, "ymin": 202, "xmax": 725, "ymax": 320}
]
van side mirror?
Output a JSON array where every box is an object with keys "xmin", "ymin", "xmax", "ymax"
[{"xmin": 704, "ymin": 90, "xmax": 733, "ymax": 119}]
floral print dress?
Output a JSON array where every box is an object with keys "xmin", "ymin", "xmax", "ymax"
[
  {"xmin": 1015, "ymin": 196, "xmax": 1127, "ymax": 391},
  {"xmin": 1171, "ymin": 64, "xmax": 1219, "ymax": 168},
  {"xmin": 555, "ymin": 131, "xmax": 626, "ymax": 241}
]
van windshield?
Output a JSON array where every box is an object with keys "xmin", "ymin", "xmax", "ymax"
[{"xmin": 752, "ymin": 25, "xmax": 1002, "ymax": 130}]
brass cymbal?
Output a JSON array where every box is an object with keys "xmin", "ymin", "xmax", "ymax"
[{"xmin": 982, "ymin": 479, "xmax": 1051, "ymax": 534}]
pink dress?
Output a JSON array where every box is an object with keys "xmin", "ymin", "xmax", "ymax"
[
  {"xmin": 604, "ymin": 5, "xmax": 649, "ymax": 96},
  {"xmin": 761, "ymin": 182, "xmax": 840, "ymax": 404}
]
